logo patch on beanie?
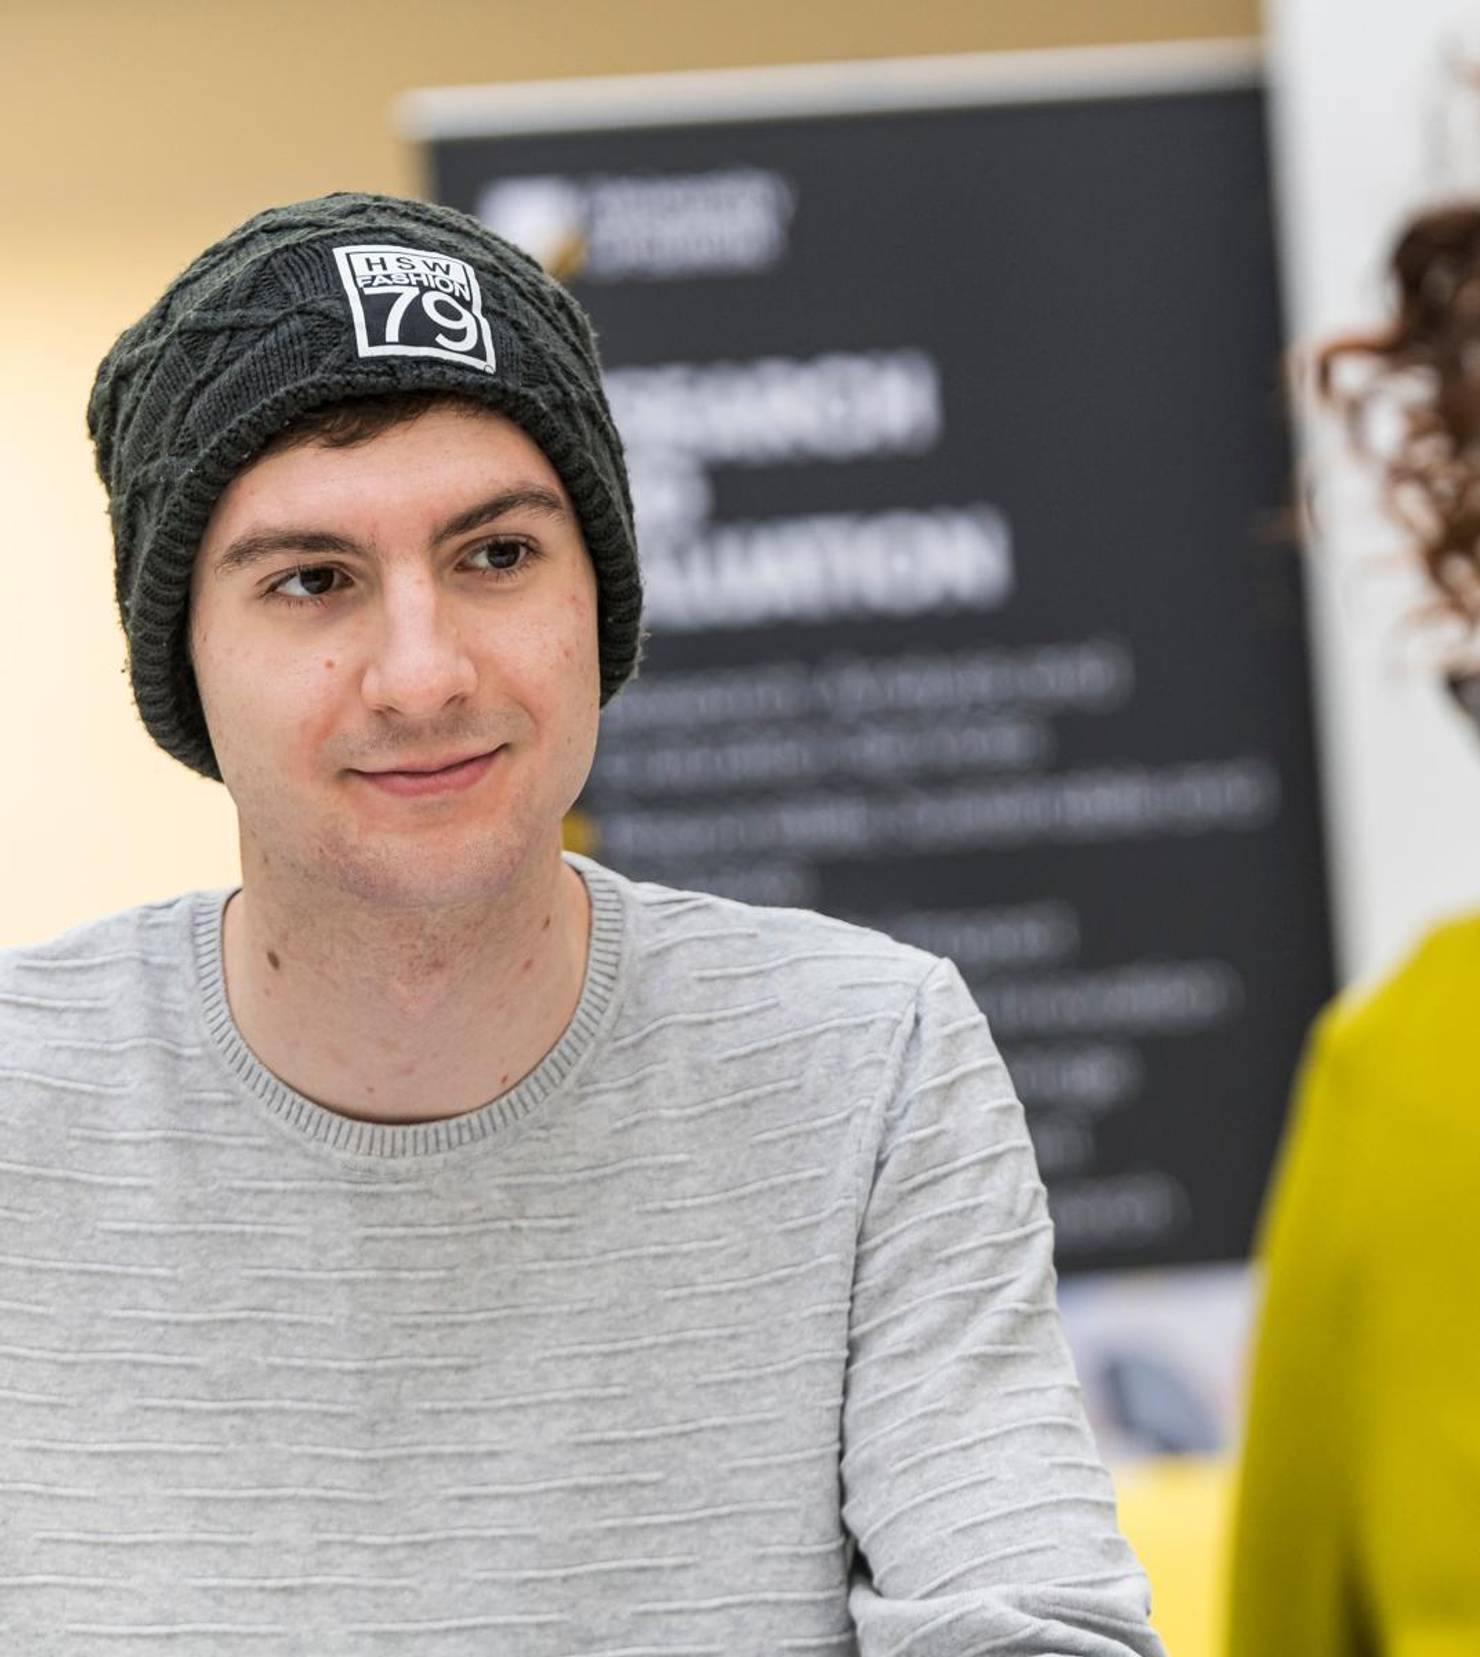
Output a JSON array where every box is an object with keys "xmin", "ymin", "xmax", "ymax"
[{"xmin": 332, "ymin": 244, "xmax": 497, "ymax": 374}]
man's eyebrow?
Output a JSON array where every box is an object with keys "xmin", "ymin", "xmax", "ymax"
[
  {"xmin": 211, "ymin": 485, "xmax": 573, "ymax": 580},
  {"xmin": 432, "ymin": 485, "xmax": 572, "ymax": 544},
  {"xmin": 211, "ymin": 529, "xmax": 359, "ymax": 579}
]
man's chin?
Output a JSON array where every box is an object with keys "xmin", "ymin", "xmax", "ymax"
[{"xmin": 317, "ymin": 833, "xmax": 539, "ymax": 914}]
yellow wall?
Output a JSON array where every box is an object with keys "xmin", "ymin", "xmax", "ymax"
[{"xmin": 3, "ymin": 5, "xmax": 1258, "ymax": 1650}]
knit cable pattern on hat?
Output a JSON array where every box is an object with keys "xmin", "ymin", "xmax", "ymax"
[{"xmin": 88, "ymin": 192, "xmax": 643, "ymax": 782}]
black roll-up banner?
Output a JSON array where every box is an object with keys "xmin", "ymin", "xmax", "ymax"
[{"xmin": 425, "ymin": 66, "xmax": 1335, "ymax": 1275}]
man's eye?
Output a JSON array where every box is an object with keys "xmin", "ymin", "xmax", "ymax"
[
  {"xmin": 470, "ymin": 538, "xmax": 537, "ymax": 577},
  {"xmin": 267, "ymin": 566, "xmax": 340, "ymax": 604}
]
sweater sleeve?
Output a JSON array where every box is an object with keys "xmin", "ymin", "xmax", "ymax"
[
  {"xmin": 1225, "ymin": 1005, "xmax": 1374, "ymax": 1657},
  {"xmin": 841, "ymin": 957, "xmax": 1166, "ymax": 1656}
]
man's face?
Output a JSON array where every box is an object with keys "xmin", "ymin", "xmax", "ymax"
[{"xmin": 188, "ymin": 403, "xmax": 601, "ymax": 911}]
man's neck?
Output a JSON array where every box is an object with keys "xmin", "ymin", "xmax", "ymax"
[{"xmin": 219, "ymin": 851, "xmax": 592, "ymax": 1126}]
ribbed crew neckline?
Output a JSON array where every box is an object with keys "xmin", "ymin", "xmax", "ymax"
[{"xmin": 190, "ymin": 851, "xmax": 627, "ymax": 1161}]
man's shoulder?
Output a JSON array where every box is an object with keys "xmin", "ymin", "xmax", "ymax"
[
  {"xmin": 0, "ymin": 889, "xmax": 202, "ymax": 1032},
  {"xmin": 596, "ymin": 858, "xmax": 941, "ymax": 1007},
  {"xmin": 3, "ymin": 889, "xmax": 198, "ymax": 958}
]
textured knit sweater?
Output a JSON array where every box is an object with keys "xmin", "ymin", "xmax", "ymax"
[{"xmin": 0, "ymin": 851, "xmax": 1163, "ymax": 1656}]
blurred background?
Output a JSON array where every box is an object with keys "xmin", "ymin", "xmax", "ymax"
[{"xmin": 5, "ymin": 2, "xmax": 1478, "ymax": 1652}]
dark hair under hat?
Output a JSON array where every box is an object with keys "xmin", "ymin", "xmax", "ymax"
[{"xmin": 87, "ymin": 190, "xmax": 643, "ymax": 783}]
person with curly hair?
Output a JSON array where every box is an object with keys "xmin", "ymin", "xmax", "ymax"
[{"xmin": 1225, "ymin": 203, "xmax": 1480, "ymax": 1656}]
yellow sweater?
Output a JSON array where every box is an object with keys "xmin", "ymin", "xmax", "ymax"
[{"xmin": 1226, "ymin": 913, "xmax": 1480, "ymax": 1657}]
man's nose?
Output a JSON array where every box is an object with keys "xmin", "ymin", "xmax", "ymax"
[{"xmin": 357, "ymin": 576, "xmax": 479, "ymax": 717}]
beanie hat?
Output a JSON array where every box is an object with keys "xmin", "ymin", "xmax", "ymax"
[{"xmin": 87, "ymin": 190, "xmax": 643, "ymax": 783}]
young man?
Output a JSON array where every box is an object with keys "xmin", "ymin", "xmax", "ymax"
[{"xmin": 1, "ymin": 192, "xmax": 1165, "ymax": 1654}]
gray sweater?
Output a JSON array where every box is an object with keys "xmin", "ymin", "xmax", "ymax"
[{"xmin": 0, "ymin": 852, "xmax": 1165, "ymax": 1656}]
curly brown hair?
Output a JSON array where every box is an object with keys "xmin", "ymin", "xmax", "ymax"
[{"xmin": 1316, "ymin": 203, "xmax": 1480, "ymax": 632}]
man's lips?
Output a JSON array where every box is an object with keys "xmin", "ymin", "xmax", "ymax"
[
  {"xmin": 351, "ymin": 750, "xmax": 500, "ymax": 796},
  {"xmin": 357, "ymin": 749, "xmax": 495, "ymax": 776}
]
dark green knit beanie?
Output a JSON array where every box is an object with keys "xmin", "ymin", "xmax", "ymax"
[{"xmin": 87, "ymin": 190, "xmax": 643, "ymax": 783}]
